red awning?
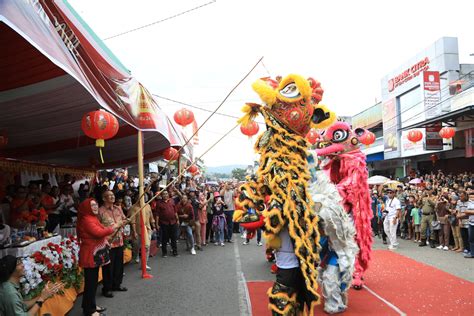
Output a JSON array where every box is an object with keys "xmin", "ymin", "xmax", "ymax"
[{"xmin": 0, "ymin": 0, "xmax": 189, "ymax": 168}]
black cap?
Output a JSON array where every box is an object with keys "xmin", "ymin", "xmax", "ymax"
[{"xmin": 0, "ymin": 255, "xmax": 17, "ymax": 283}]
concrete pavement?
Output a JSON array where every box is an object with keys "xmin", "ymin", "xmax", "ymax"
[{"xmin": 373, "ymin": 235, "xmax": 474, "ymax": 282}]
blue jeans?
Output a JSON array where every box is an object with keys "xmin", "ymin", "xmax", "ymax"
[
  {"xmin": 224, "ymin": 210, "xmax": 234, "ymax": 241},
  {"xmin": 246, "ymin": 228, "xmax": 262, "ymax": 243},
  {"xmin": 214, "ymin": 216, "xmax": 225, "ymax": 244},
  {"xmin": 184, "ymin": 225, "xmax": 195, "ymax": 249}
]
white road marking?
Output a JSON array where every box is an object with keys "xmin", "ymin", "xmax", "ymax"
[
  {"xmin": 363, "ymin": 285, "xmax": 407, "ymax": 316},
  {"xmin": 234, "ymin": 241, "xmax": 252, "ymax": 316}
]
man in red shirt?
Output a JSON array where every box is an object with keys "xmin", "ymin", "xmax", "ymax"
[
  {"xmin": 156, "ymin": 191, "xmax": 179, "ymax": 257},
  {"xmin": 177, "ymin": 195, "xmax": 196, "ymax": 255}
]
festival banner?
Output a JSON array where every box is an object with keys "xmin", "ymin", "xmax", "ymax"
[
  {"xmin": 382, "ymin": 98, "xmax": 398, "ymax": 154},
  {"xmin": 423, "ymin": 71, "xmax": 441, "ymax": 119}
]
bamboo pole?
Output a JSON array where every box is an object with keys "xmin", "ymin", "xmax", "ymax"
[
  {"xmin": 138, "ymin": 131, "xmax": 153, "ymax": 279},
  {"xmin": 127, "ymin": 123, "xmax": 239, "ymax": 222}
]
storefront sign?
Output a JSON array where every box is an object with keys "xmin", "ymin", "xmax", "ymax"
[
  {"xmin": 401, "ymin": 129, "xmax": 425, "ymax": 156},
  {"xmin": 465, "ymin": 128, "xmax": 474, "ymax": 158},
  {"xmin": 424, "ymin": 125, "xmax": 443, "ymax": 151},
  {"xmin": 388, "ymin": 57, "xmax": 430, "ymax": 92},
  {"xmin": 382, "ymin": 98, "xmax": 398, "ymax": 153},
  {"xmin": 352, "ymin": 103, "xmax": 382, "ymax": 129},
  {"xmin": 423, "ymin": 71, "xmax": 442, "ymax": 119},
  {"xmin": 451, "ymin": 88, "xmax": 474, "ymax": 111}
]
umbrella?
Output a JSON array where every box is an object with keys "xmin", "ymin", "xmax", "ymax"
[
  {"xmin": 205, "ymin": 181, "xmax": 219, "ymax": 186},
  {"xmin": 384, "ymin": 180, "xmax": 402, "ymax": 190},
  {"xmin": 368, "ymin": 175, "xmax": 389, "ymax": 185},
  {"xmin": 409, "ymin": 178, "xmax": 422, "ymax": 184}
]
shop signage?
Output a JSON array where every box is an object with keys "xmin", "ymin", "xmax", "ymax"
[
  {"xmin": 423, "ymin": 71, "xmax": 442, "ymax": 119},
  {"xmin": 424, "ymin": 124, "xmax": 443, "ymax": 151},
  {"xmin": 388, "ymin": 57, "xmax": 430, "ymax": 92},
  {"xmin": 352, "ymin": 103, "xmax": 382, "ymax": 129},
  {"xmin": 382, "ymin": 98, "xmax": 398, "ymax": 153}
]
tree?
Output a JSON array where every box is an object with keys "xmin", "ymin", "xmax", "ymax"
[{"xmin": 232, "ymin": 168, "xmax": 246, "ymax": 181}]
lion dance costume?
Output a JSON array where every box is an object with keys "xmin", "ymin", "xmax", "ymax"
[
  {"xmin": 307, "ymin": 151, "xmax": 358, "ymax": 314},
  {"xmin": 314, "ymin": 122, "xmax": 372, "ymax": 289},
  {"xmin": 234, "ymin": 74, "xmax": 335, "ymax": 315}
]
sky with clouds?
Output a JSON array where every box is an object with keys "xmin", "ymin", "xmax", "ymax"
[{"xmin": 68, "ymin": 0, "xmax": 474, "ymax": 167}]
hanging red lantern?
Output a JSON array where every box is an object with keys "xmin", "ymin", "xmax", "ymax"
[
  {"xmin": 240, "ymin": 121, "xmax": 259, "ymax": 137},
  {"xmin": 407, "ymin": 130, "xmax": 423, "ymax": 143},
  {"xmin": 306, "ymin": 128, "xmax": 319, "ymax": 145},
  {"xmin": 188, "ymin": 164, "xmax": 198, "ymax": 174},
  {"xmin": 0, "ymin": 130, "xmax": 8, "ymax": 148},
  {"xmin": 163, "ymin": 147, "xmax": 179, "ymax": 161},
  {"xmin": 359, "ymin": 131, "xmax": 376, "ymax": 146},
  {"xmin": 430, "ymin": 154, "xmax": 438, "ymax": 165},
  {"xmin": 439, "ymin": 127, "xmax": 455, "ymax": 139},
  {"xmin": 173, "ymin": 108, "xmax": 195, "ymax": 127},
  {"xmin": 81, "ymin": 110, "xmax": 119, "ymax": 163}
]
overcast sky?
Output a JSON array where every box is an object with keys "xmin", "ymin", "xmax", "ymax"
[{"xmin": 69, "ymin": 0, "xmax": 474, "ymax": 167}]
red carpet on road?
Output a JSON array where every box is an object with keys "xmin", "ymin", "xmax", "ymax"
[{"xmin": 247, "ymin": 250, "xmax": 473, "ymax": 315}]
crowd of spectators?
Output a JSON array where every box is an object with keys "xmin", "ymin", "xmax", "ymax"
[
  {"xmin": 371, "ymin": 171, "xmax": 474, "ymax": 258},
  {"xmin": 0, "ymin": 171, "xmax": 247, "ymax": 316}
]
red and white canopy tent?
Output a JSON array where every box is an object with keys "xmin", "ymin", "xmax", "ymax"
[
  {"xmin": 0, "ymin": 0, "xmax": 190, "ymax": 169},
  {"xmin": 0, "ymin": 0, "xmax": 191, "ymax": 278}
]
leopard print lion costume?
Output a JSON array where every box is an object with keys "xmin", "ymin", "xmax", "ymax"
[{"xmin": 234, "ymin": 74, "xmax": 336, "ymax": 315}]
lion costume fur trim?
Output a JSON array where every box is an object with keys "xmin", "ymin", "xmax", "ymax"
[{"xmin": 239, "ymin": 109, "xmax": 321, "ymax": 299}]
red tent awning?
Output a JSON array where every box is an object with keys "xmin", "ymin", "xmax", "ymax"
[{"xmin": 0, "ymin": 0, "xmax": 190, "ymax": 167}]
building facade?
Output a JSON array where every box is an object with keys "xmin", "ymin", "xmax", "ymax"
[{"xmin": 353, "ymin": 37, "xmax": 474, "ymax": 178}]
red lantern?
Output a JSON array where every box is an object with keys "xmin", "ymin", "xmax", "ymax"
[
  {"xmin": 407, "ymin": 130, "xmax": 423, "ymax": 143},
  {"xmin": 163, "ymin": 147, "xmax": 179, "ymax": 161},
  {"xmin": 188, "ymin": 164, "xmax": 198, "ymax": 174},
  {"xmin": 0, "ymin": 130, "xmax": 8, "ymax": 148},
  {"xmin": 430, "ymin": 154, "xmax": 438, "ymax": 165},
  {"xmin": 439, "ymin": 127, "xmax": 455, "ymax": 139},
  {"xmin": 173, "ymin": 108, "xmax": 194, "ymax": 127},
  {"xmin": 81, "ymin": 110, "xmax": 119, "ymax": 163},
  {"xmin": 240, "ymin": 121, "xmax": 259, "ymax": 137},
  {"xmin": 359, "ymin": 131, "xmax": 376, "ymax": 146},
  {"xmin": 306, "ymin": 128, "xmax": 319, "ymax": 145}
]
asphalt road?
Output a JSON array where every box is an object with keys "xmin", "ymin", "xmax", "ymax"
[
  {"xmin": 68, "ymin": 235, "xmax": 272, "ymax": 316},
  {"xmin": 68, "ymin": 234, "xmax": 473, "ymax": 315}
]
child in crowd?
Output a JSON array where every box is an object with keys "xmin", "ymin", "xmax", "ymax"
[
  {"xmin": 211, "ymin": 192, "xmax": 227, "ymax": 246},
  {"xmin": 411, "ymin": 199, "xmax": 421, "ymax": 242}
]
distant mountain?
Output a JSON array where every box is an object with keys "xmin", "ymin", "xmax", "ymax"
[{"xmin": 206, "ymin": 164, "xmax": 247, "ymax": 175}]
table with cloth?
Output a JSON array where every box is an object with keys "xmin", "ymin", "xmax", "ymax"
[
  {"xmin": 0, "ymin": 236, "xmax": 62, "ymax": 258},
  {"xmin": 59, "ymin": 226, "xmax": 77, "ymax": 238}
]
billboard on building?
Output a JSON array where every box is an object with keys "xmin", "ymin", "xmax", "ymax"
[
  {"xmin": 382, "ymin": 98, "xmax": 398, "ymax": 153},
  {"xmin": 352, "ymin": 103, "xmax": 382, "ymax": 129},
  {"xmin": 424, "ymin": 125, "xmax": 443, "ymax": 151},
  {"xmin": 423, "ymin": 71, "xmax": 442, "ymax": 119},
  {"xmin": 401, "ymin": 129, "xmax": 427, "ymax": 157}
]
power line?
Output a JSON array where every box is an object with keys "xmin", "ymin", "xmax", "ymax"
[
  {"xmin": 153, "ymin": 93, "xmax": 266, "ymax": 125},
  {"xmin": 153, "ymin": 94, "xmax": 240, "ymax": 119},
  {"xmin": 103, "ymin": 0, "xmax": 216, "ymax": 40}
]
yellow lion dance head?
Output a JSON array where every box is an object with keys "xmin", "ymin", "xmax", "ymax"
[{"xmin": 239, "ymin": 74, "xmax": 336, "ymax": 136}]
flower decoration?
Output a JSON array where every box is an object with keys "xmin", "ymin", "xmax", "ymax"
[{"xmin": 20, "ymin": 236, "xmax": 82, "ymax": 299}]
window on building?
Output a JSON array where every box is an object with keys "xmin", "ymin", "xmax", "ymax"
[{"xmin": 399, "ymin": 86, "xmax": 423, "ymax": 128}]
